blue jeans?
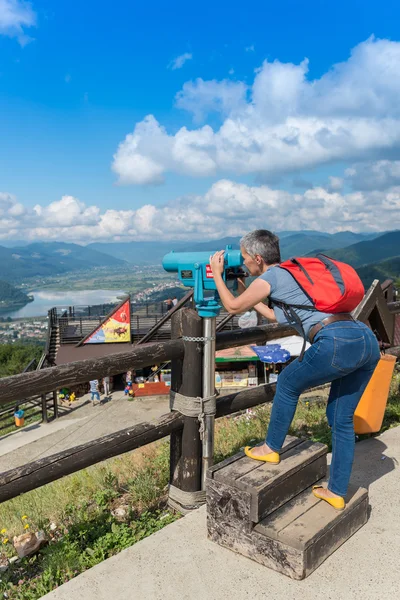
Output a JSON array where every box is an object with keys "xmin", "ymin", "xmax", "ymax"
[
  {"xmin": 91, "ymin": 391, "xmax": 100, "ymax": 401},
  {"xmin": 266, "ymin": 320, "xmax": 380, "ymax": 497}
]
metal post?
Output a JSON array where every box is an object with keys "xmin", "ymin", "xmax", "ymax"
[{"xmin": 202, "ymin": 316, "xmax": 216, "ymax": 488}]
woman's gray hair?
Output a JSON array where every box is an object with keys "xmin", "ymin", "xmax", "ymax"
[{"xmin": 240, "ymin": 229, "xmax": 281, "ymax": 265}]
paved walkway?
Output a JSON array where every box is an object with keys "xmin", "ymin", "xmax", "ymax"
[
  {"xmin": 0, "ymin": 391, "xmax": 169, "ymax": 471},
  {"xmin": 0, "ymin": 384, "xmax": 285, "ymax": 472},
  {"xmin": 42, "ymin": 426, "xmax": 400, "ymax": 600}
]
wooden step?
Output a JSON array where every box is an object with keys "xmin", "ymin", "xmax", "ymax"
[
  {"xmin": 207, "ymin": 437, "xmax": 369, "ymax": 580},
  {"xmin": 234, "ymin": 483, "xmax": 367, "ymax": 580},
  {"xmin": 207, "ymin": 436, "xmax": 327, "ymax": 523}
]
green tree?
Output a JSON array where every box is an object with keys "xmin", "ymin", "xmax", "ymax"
[{"xmin": 0, "ymin": 344, "xmax": 43, "ymax": 378}]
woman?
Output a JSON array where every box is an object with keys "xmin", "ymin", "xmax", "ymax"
[{"xmin": 210, "ymin": 229, "xmax": 380, "ymax": 510}]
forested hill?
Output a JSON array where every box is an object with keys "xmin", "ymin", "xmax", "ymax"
[
  {"xmin": 356, "ymin": 257, "xmax": 400, "ymax": 288},
  {"xmin": 0, "ymin": 280, "xmax": 33, "ymax": 308},
  {"xmin": 0, "ymin": 242, "xmax": 126, "ymax": 281},
  {"xmin": 322, "ymin": 231, "xmax": 400, "ymax": 267}
]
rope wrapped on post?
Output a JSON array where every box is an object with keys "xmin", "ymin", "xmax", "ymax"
[
  {"xmin": 168, "ymin": 484, "xmax": 206, "ymax": 513},
  {"xmin": 169, "ymin": 390, "xmax": 217, "ymax": 440},
  {"xmin": 169, "ymin": 390, "xmax": 217, "ymax": 510}
]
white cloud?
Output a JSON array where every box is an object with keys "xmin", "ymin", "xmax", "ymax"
[
  {"xmin": 0, "ymin": 0, "xmax": 36, "ymax": 45},
  {"xmin": 168, "ymin": 52, "xmax": 193, "ymax": 70},
  {"xmin": 328, "ymin": 176, "xmax": 343, "ymax": 191},
  {"xmin": 175, "ymin": 78, "xmax": 248, "ymax": 123},
  {"xmin": 113, "ymin": 37, "xmax": 400, "ymax": 186},
  {"xmin": 245, "ymin": 45, "xmax": 255, "ymax": 52},
  {"xmin": 345, "ymin": 160, "xmax": 400, "ymax": 190},
  {"xmin": 0, "ymin": 179, "xmax": 399, "ymax": 244}
]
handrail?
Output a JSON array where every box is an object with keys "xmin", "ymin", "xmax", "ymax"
[
  {"xmin": 0, "ymin": 298, "xmax": 397, "ymax": 408},
  {"xmin": 0, "ymin": 288, "xmax": 399, "ymax": 504},
  {"xmin": 0, "ymin": 322, "xmax": 296, "ymax": 407},
  {"xmin": 216, "ymin": 312, "xmax": 235, "ymax": 331},
  {"xmin": 22, "ymin": 358, "xmax": 37, "ymax": 373},
  {"xmin": 136, "ymin": 290, "xmax": 194, "ymax": 345}
]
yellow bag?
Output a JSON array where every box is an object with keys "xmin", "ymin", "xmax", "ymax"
[{"xmin": 354, "ymin": 354, "xmax": 396, "ymax": 434}]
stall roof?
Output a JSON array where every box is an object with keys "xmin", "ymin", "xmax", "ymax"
[{"xmin": 215, "ymin": 345, "xmax": 259, "ymax": 363}]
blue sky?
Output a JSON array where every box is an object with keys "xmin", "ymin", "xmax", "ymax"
[{"xmin": 1, "ymin": 0, "xmax": 400, "ymax": 242}]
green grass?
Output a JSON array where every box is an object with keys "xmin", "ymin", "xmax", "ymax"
[
  {"xmin": 0, "ymin": 406, "xmax": 43, "ymax": 438},
  {"xmin": 0, "ymin": 444, "xmax": 176, "ymax": 599},
  {"xmin": 0, "ymin": 371, "xmax": 399, "ymax": 599}
]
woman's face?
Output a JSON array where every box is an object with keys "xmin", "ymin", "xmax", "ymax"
[{"xmin": 240, "ymin": 247, "xmax": 264, "ymax": 276}]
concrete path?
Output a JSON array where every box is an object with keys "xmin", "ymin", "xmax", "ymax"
[
  {"xmin": 0, "ymin": 391, "xmax": 169, "ymax": 471},
  {"xmin": 43, "ymin": 426, "xmax": 400, "ymax": 600},
  {"xmin": 0, "ymin": 385, "xmax": 264, "ymax": 472}
]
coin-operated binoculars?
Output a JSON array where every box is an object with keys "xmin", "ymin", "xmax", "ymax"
[{"xmin": 163, "ymin": 245, "xmax": 246, "ymax": 485}]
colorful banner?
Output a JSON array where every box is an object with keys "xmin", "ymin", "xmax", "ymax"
[{"xmin": 84, "ymin": 299, "xmax": 131, "ymax": 344}]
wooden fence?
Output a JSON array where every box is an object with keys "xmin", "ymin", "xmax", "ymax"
[{"xmin": 0, "ymin": 280, "xmax": 398, "ymax": 510}]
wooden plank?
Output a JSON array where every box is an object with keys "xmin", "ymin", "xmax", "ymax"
[
  {"xmin": 215, "ymin": 381, "xmax": 276, "ymax": 418},
  {"xmin": 304, "ymin": 496, "xmax": 368, "ymax": 577},
  {"xmin": 0, "ymin": 339, "xmax": 185, "ymax": 407},
  {"xmin": 207, "ymin": 494, "xmax": 305, "ymax": 580},
  {"xmin": 255, "ymin": 455, "xmax": 326, "ymax": 522},
  {"xmin": 369, "ymin": 295, "xmax": 395, "ymax": 344},
  {"xmin": 236, "ymin": 441, "xmax": 327, "ymax": 522},
  {"xmin": 256, "ymin": 483, "xmax": 322, "ymax": 535},
  {"xmin": 206, "ymin": 477, "xmax": 254, "ymax": 535},
  {"xmin": 206, "ymin": 452, "xmax": 245, "ymax": 480},
  {"xmin": 0, "ymin": 411, "xmax": 183, "ymax": 504},
  {"xmin": 283, "ymin": 486, "xmax": 367, "ymax": 550},
  {"xmin": 136, "ymin": 290, "xmax": 193, "ymax": 345},
  {"xmin": 216, "ymin": 323, "xmax": 297, "ymax": 351},
  {"xmin": 237, "ymin": 440, "xmax": 326, "ymax": 491},
  {"xmin": 352, "ymin": 280, "xmax": 381, "ymax": 322},
  {"xmin": 169, "ymin": 308, "xmax": 203, "ymax": 496},
  {"xmin": 353, "ymin": 280, "xmax": 394, "ymax": 344},
  {"xmin": 256, "ymin": 484, "xmax": 367, "ymax": 551},
  {"xmin": 213, "ymin": 436, "xmax": 303, "ymax": 486}
]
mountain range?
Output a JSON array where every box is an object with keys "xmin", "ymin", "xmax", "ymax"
[
  {"xmin": 0, "ymin": 230, "xmax": 399, "ymax": 289},
  {"xmin": 89, "ymin": 230, "xmax": 381, "ymax": 264},
  {"xmin": 0, "ymin": 242, "xmax": 125, "ymax": 281}
]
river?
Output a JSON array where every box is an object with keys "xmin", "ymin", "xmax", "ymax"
[{"xmin": 0, "ymin": 289, "xmax": 127, "ymax": 319}]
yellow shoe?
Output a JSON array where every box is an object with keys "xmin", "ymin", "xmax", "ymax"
[
  {"xmin": 312, "ymin": 485, "xmax": 345, "ymax": 511},
  {"xmin": 244, "ymin": 446, "xmax": 280, "ymax": 464}
]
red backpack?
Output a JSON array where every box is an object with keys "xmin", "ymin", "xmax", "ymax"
[
  {"xmin": 270, "ymin": 254, "xmax": 364, "ymax": 360},
  {"xmin": 278, "ymin": 254, "xmax": 365, "ymax": 313}
]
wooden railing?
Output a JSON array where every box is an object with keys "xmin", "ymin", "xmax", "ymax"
[{"xmin": 0, "ymin": 282, "xmax": 398, "ymax": 509}]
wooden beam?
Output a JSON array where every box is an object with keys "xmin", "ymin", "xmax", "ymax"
[
  {"xmin": 0, "ymin": 339, "xmax": 185, "ymax": 407},
  {"xmin": 388, "ymin": 301, "xmax": 400, "ymax": 314},
  {"xmin": 353, "ymin": 280, "xmax": 395, "ymax": 344},
  {"xmin": 381, "ymin": 279, "xmax": 395, "ymax": 303},
  {"xmin": 169, "ymin": 308, "xmax": 203, "ymax": 498},
  {"xmin": 136, "ymin": 290, "xmax": 194, "ymax": 345},
  {"xmin": 386, "ymin": 346, "xmax": 400, "ymax": 358},
  {"xmin": 0, "ymin": 412, "xmax": 183, "ymax": 504},
  {"xmin": 216, "ymin": 382, "xmax": 277, "ymax": 418},
  {"xmin": 216, "ymin": 323, "xmax": 297, "ymax": 351}
]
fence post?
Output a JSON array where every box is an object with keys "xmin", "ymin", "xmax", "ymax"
[
  {"xmin": 53, "ymin": 391, "xmax": 59, "ymax": 419},
  {"xmin": 41, "ymin": 394, "xmax": 48, "ymax": 424},
  {"xmin": 169, "ymin": 307, "xmax": 203, "ymax": 513}
]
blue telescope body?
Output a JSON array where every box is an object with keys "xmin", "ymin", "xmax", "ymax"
[{"xmin": 162, "ymin": 245, "xmax": 245, "ymax": 317}]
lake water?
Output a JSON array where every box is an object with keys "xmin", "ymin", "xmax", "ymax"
[{"xmin": 0, "ymin": 289, "xmax": 127, "ymax": 319}]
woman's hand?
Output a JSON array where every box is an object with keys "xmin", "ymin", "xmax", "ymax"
[{"xmin": 210, "ymin": 250, "xmax": 225, "ymax": 276}]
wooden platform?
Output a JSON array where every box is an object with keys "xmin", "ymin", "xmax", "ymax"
[{"xmin": 207, "ymin": 436, "xmax": 369, "ymax": 580}]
